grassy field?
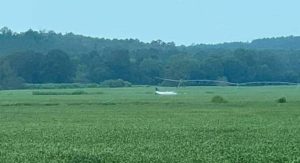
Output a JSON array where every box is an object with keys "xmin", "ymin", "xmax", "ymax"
[{"xmin": 0, "ymin": 86, "xmax": 300, "ymax": 162}]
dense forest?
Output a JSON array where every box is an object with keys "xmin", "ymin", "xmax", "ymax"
[{"xmin": 1, "ymin": 27, "xmax": 300, "ymax": 89}]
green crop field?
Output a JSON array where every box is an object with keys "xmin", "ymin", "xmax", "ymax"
[{"xmin": 0, "ymin": 86, "xmax": 300, "ymax": 162}]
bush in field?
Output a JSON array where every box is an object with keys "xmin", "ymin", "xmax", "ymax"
[
  {"xmin": 276, "ymin": 97, "xmax": 287, "ymax": 103},
  {"xmin": 101, "ymin": 79, "xmax": 131, "ymax": 88},
  {"xmin": 211, "ymin": 95, "xmax": 227, "ymax": 103}
]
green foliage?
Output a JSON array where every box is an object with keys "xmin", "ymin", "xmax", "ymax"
[
  {"xmin": 211, "ymin": 95, "xmax": 228, "ymax": 103},
  {"xmin": 277, "ymin": 97, "xmax": 287, "ymax": 103},
  {"xmin": 138, "ymin": 58, "xmax": 162, "ymax": 84},
  {"xmin": 41, "ymin": 49, "xmax": 75, "ymax": 83},
  {"xmin": 163, "ymin": 54, "xmax": 199, "ymax": 81},
  {"xmin": 0, "ymin": 60, "xmax": 24, "ymax": 90},
  {"xmin": 1, "ymin": 28, "xmax": 300, "ymax": 87},
  {"xmin": 5, "ymin": 51, "xmax": 44, "ymax": 83},
  {"xmin": 101, "ymin": 79, "xmax": 132, "ymax": 88}
]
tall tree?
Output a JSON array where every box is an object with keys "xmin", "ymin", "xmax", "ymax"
[
  {"xmin": 0, "ymin": 60, "xmax": 24, "ymax": 89},
  {"xmin": 5, "ymin": 51, "xmax": 44, "ymax": 83},
  {"xmin": 41, "ymin": 50, "xmax": 75, "ymax": 83},
  {"xmin": 138, "ymin": 58, "xmax": 162, "ymax": 84},
  {"xmin": 103, "ymin": 49, "xmax": 131, "ymax": 80}
]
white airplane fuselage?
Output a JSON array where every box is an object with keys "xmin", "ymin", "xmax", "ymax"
[{"xmin": 155, "ymin": 91, "xmax": 177, "ymax": 95}]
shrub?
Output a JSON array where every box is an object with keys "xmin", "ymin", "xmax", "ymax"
[
  {"xmin": 101, "ymin": 79, "xmax": 132, "ymax": 88},
  {"xmin": 277, "ymin": 97, "xmax": 287, "ymax": 103},
  {"xmin": 211, "ymin": 95, "xmax": 227, "ymax": 103}
]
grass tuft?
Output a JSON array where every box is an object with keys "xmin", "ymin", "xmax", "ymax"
[
  {"xmin": 211, "ymin": 95, "xmax": 228, "ymax": 103},
  {"xmin": 66, "ymin": 153, "xmax": 103, "ymax": 163}
]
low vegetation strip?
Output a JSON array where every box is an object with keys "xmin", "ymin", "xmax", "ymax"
[
  {"xmin": 32, "ymin": 90, "xmax": 87, "ymax": 95},
  {"xmin": 25, "ymin": 79, "xmax": 132, "ymax": 90},
  {"xmin": 0, "ymin": 101, "xmax": 188, "ymax": 107},
  {"xmin": 0, "ymin": 102, "xmax": 59, "ymax": 107},
  {"xmin": 25, "ymin": 83, "xmax": 102, "ymax": 89},
  {"xmin": 32, "ymin": 90, "xmax": 103, "ymax": 95}
]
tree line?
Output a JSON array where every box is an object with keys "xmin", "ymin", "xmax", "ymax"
[{"xmin": 1, "ymin": 27, "xmax": 300, "ymax": 89}]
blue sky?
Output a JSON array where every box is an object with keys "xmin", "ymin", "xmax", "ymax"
[{"xmin": 1, "ymin": 0, "xmax": 300, "ymax": 45}]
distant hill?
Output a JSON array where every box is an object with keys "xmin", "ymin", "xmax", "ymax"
[
  {"xmin": 249, "ymin": 36, "xmax": 300, "ymax": 49},
  {"xmin": 190, "ymin": 36, "xmax": 300, "ymax": 50},
  {"xmin": 0, "ymin": 27, "xmax": 150, "ymax": 56},
  {"xmin": 1, "ymin": 27, "xmax": 300, "ymax": 56}
]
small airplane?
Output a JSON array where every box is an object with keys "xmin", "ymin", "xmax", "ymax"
[{"xmin": 155, "ymin": 87, "xmax": 177, "ymax": 95}]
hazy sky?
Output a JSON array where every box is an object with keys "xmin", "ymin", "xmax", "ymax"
[{"xmin": 1, "ymin": 0, "xmax": 300, "ymax": 45}]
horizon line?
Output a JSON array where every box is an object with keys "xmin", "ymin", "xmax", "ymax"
[{"xmin": 1, "ymin": 26, "xmax": 298, "ymax": 46}]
